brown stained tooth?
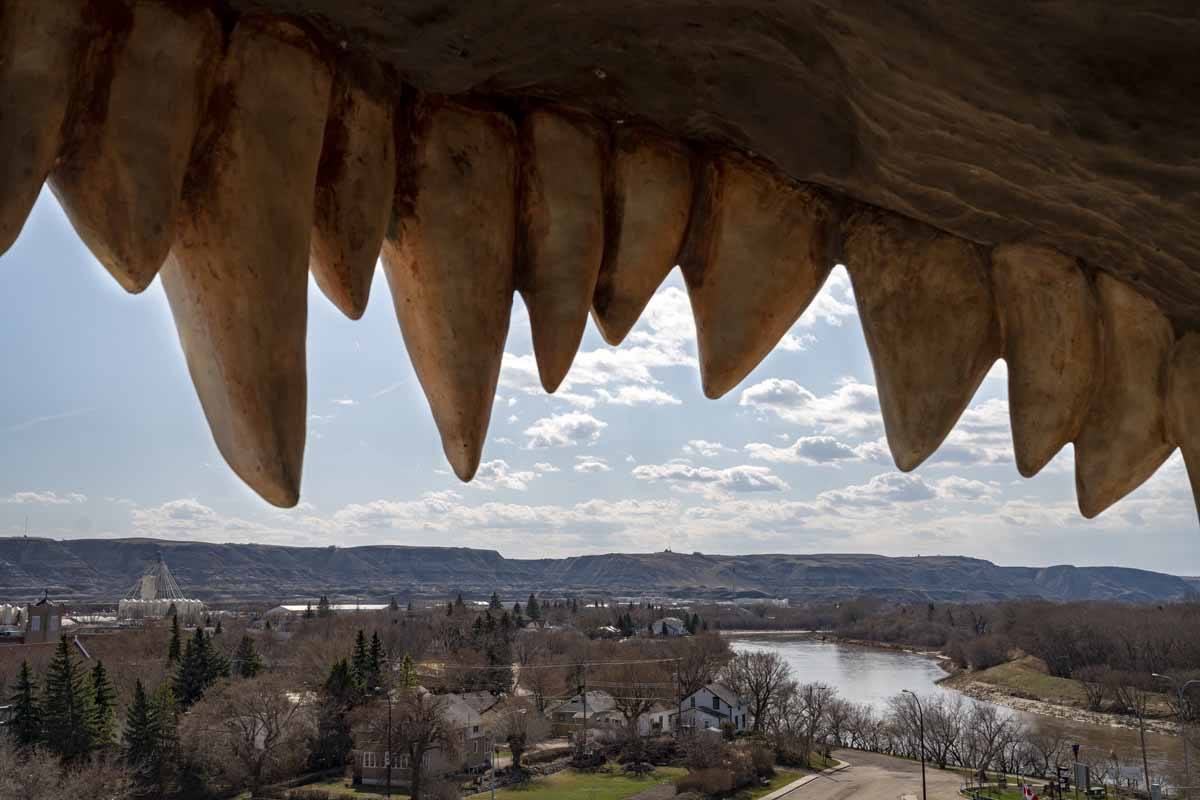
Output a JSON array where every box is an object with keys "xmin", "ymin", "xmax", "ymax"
[
  {"xmin": 516, "ymin": 108, "xmax": 606, "ymax": 392},
  {"xmin": 844, "ymin": 208, "xmax": 1001, "ymax": 471},
  {"xmin": 1166, "ymin": 333, "xmax": 1200, "ymax": 520},
  {"xmin": 310, "ymin": 71, "xmax": 396, "ymax": 320},
  {"xmin": 382, "ymin": 102, "xmax": 516, "ymax": 481},
  {"xmin": 591, "ymin": 127, "xmax": 692, "ymax": 346},
  {"xmin": 0, "ymin": 0, "xmax": 90, "ymax": 254},
  {"xmin": 160, "ymin": 19, "xmax": 332, "ymax": 508},
  {"xmin": 50, "ymin": 2, "xmax": 221, "ymax": 293},
  {"xmin": 991, "ymin": 244, "xmax": 1101, "ymax": 478},
  {"xmin": 680, "ymin": 153, "xmax": 838, "ymax": 399},
  {"xmin": 1074, "ymin": 273, "xmax": 1175, "ymax": 518}
]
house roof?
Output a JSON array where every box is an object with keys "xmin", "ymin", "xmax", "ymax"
[
  {"xmin": 707, "ymin": 683, "xmax": 740, "ymax": 707},
  {"xmin": 548, "ymin": 690, "xmax": 615, "ymax": 715}
]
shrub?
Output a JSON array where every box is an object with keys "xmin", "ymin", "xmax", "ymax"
[
  {"xmin": 749, "ymin": 744, "xmax": 775, "ymax": 779},
  {"xmin": 966, "ymin": 635, "xmax": 1010, "ymax": 670},
  {"xmin": 675, "ymin": 768, "xmax": 733, "ymax": 796}
]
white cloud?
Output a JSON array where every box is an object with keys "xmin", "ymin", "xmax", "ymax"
[
  {"xmin": 331, "ymin": 397, "xmax": 358, "ymax": 407},
  {"xmin": 682, "ymin": 440, "xmax": 732, "ymax": 459},
  {"xmin": 632, "ymin": 462, "xmax": 789, "ymax": 496},
  {"xmin": 524, "ymin": 412, "xmax": 608, "ymax": 448},
  {"xmin": 745, "ymin": 435, "xmax": 888, "ymax": 466},
  {"xmin": 595, "ymin": 386, "xmax": 681, "ymax": 406},
  {"xmin": 798, "ymin": 267, "xmax": 857, "ymax": 328},
  {"xmin": 574, "ymin": 456, "xmax": 611, "ymax": 473},
  {"xmin": 533, "ymin": 462, "xmax": 560, "ymax": 473},
  {"xmin": 739, "ymin": 376, "xmax": 881, "ymax": 435},
  {"xmin": 1, "ymin": 491, "xmax": 87, "ymax": 505},
  {"xmin": 472, "ymin": 460, "xmax": 538, "ymax": 491},
  {"xmin": 818, "ymin": 471, "xmax": 938, "ymax": 507},
  {"xmin": 777, "ymin": 332, "xmax": 817, "ymax": 352}
]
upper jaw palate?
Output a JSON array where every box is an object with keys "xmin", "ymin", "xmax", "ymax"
[{"xmin": 0, "ymin": 0, "xmax": 1196, "ymax": 524}]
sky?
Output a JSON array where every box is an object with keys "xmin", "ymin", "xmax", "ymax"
[{"xmin": 0, "ymin": 190, "xmax": 1197, "ymax": 574}]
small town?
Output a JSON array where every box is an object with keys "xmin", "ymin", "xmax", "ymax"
[{"xmin": 1, "ymin": 553, "xmax": 1195, "ymax": 800}]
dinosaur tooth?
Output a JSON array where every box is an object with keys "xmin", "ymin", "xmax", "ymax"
[
  {"xmin": 0, "ymin": 0, "xmax": 90, "ymax": 255},
  {"xmin": 160, "ymin": 19, "xmax": 333, "ymax": 508},
  {"xmin": 1166, "ymin": 333, "xmax": 1200, "ymax": 521},
  {"xmin": 382, "ymin": 102, "xmax": 517, "ymax": 481},
  {"xmin": 1074, "ymin": 274, "xmax": 1176, "ymax": 517},
  {"xmin": 680, "ymin": 154, "xmax": 838, "ymax": 399},
  {"xmin": 591, "ymin": 127, "xmax": 693, "ymax": 346},
  {"xmin": 310, "ymin": 70, "xmax": 396, "ymax": 320},
  {"xmin": 516, "ymin": 108, "xmax": 607, "ymax": 392},
  {"xmin": 844, "ymin": 208, "xmax": 1001, "ymax": 471},
  {"xmin": 50, "ymin": 1, "xmax": 221, "ymax": 293},
  {"xmin": 991, "ymin": 244, "xmax": 1100, "ymax": 477}
]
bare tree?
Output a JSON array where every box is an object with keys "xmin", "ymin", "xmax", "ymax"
[
  {"xmin": 722, "ymin": 651, "xmax": 792, "ymax": 734},
  {"xmin": 672, "ymin": 634, "xmax": 731, "ymax": 698},
  {"xmin": 374, "ymin": 688, "xmax": 460, "ymax": 800},
  {"xmin": 495, "ymin": 698, "xmax": 545, "ymax": 772},
  {"xmin": 180, "ymin": 675, "xmax": 314, "ymax": 797},
  {"xmin": 604, "ymin": 661, "xmax": 671, "ymax": 736}
]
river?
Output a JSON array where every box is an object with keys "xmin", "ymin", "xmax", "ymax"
[{"xmin": 728, "ymin": 634, "xmax": 1188, "ymax": 789}]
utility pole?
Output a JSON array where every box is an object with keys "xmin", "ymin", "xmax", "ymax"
[
  {"xmin": 1154, "ymin": 673, "xmax": 1198, "ymax": 800},
  {"xmin": 902, "ymin": 690, "xmax": 927, "ymax": 800}
]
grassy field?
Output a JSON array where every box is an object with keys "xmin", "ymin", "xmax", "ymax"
[
  {"xmin": 964, "ymin": 657, "xmax": 1090, "ymax": 705},
  {"xmin": 465, "ymin": 764, "xmax": 687, "ymax": 800}
]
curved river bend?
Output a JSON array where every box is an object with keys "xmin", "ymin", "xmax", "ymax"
[{"xmin": 729, "ymin": 635, "xmax": 1186, "ymax": 788}]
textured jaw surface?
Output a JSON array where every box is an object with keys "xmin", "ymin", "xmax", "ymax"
[{"xmin": 2, "ymin": 0, "xmax": 1199, "ymax": 525}]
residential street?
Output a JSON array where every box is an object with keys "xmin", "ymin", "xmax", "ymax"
[{"xmin": 775, "ymin": 750, "xmax": 964, "ymax": 800}]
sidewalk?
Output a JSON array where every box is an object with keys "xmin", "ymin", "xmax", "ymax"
[{"xmin": 758, "ymin": 759, "xmax": 850, "ymax": 800}]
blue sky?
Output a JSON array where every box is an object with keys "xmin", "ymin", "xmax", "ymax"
[{"xmin": 1, "ymin": 190, "xmax": 1196, "ymax": 573}]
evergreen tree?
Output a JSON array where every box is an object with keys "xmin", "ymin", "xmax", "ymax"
[
  {"xmin": 90, "ymin": 660, "xmax": 117, "ymax": 747},
  {"xmin": 8, "ymin": 660, "xmax": 41, "ymax": 748},
  {"xmin": 527, "ymin": 593, "xmax": 541, "ymax": 621},
  {"xmin": 454, "ymin": 592, "xmax": 466, "ymax": 611},
  {"xmin": 149, "ymin": 684, "xmax": 180, "ymax": 798},
  {"xmin": 167, "ymin": 614, "xmax": 182, "ymax": 663},
  {"xmin": 174, "ymin": 627, "xmax": 227, "ymax": 708},
  {"xmin": 123, "ymin": 680, "xmax": 155, "ymax": 769},
  {"xmin": 265, "ymin": 618, "xmax": 273, "ymax": 630},
  {"xmin": 407, "ymin": 600, "xmax": 414, "ymax": 613},
  {"xmin": 303, "ymin": 602, "xmax": 314, "ymax": 619},
  {"xmin": 368, "ymin": 631, "xmax": 383, "ymax": 684},
  {"xmin": 446, "ymin": 601, "xmax": 453, "ymax": 616},
  {"xmin": 42, "ymin": 636, "xmax": 97, "ymax": 761},
  {"xmin": 317, "ymin": 594, "xmax": 332, "ymax": 618},
  {"xmin": 234, "ymin": 635, "xmax": 262, "ymax": 678},
  {"xmin": 214, "ymin": 617, "xmax": 223, "ymax": 635},
  {"xmin": 389, "ymin": 596, "xmax": 400, "ymax": 612},
  {"xmin": 513, "ymin": 601, "xmax": 522, "ymax": 617},
  {"xmin": 398, "ymin": 653, "xmax": 418, "ymax": 689},
  {"xmin": 489, "ymin": 591, "xmax": 503, "ymax": 610},
  {"xmin": 690, "ymin": 612, "xmax": 701, "ymax": 634},
  {"xmin": 351, "ymin": 629, "xmax": 371, "ymax": 688}
]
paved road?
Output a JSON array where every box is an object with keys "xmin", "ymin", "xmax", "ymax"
[{"xmin": 777, "ymin": 750, "xmax": 963, "ymax": 800}]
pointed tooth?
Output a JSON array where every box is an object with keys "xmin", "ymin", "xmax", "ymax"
[
  {"xmin": 515, "ymin": 108, "xmax": 606, "ymax": 392},
  {"xmin": 1074, "ymin": 273, "xmax": 1175, "ymax": 518},
  {"xmin": 382, "ymin": 103, "xmax": 516, "ymax": 481},
  {"xmin": 1166, "ymin": 333, "xmax": 1200, "ymax": 521},
  {"xmin": 991, "ymin": 244, "xmax": 1101, "ymax": 478},
  {"xmin": 0, "ymin": 0, "xmax": 89, "ymax": 254},
  {"xmin": 844, "ymin": 208, "xmax": 1001, "ymax": 471},
  {"xmin": 310, "ymin": 71, "xmax": 396, "ymax": 320},
  {"xmin": 160, "ymin": 20, "xmax": 332, "ymax": 508},
  {"xmin": 680, "ymin": 154, "xmax": 838, "ymax": 399},
  {"xmin": 591, "ymin": 127, "xmax": 692, "ymax": 346},
  {"xmin": 49, "ymin": 2, "xmax": 221, "ymax": 293}
]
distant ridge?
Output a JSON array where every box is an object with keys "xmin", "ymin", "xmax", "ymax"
[{"xmin": 0, "ymin": 537, "xmax": 1192, "ymax": 605}]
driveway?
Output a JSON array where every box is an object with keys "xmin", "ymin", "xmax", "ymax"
[{"xmin": 774, "ymin": 750, "xmax": 963, "ymax": 800}]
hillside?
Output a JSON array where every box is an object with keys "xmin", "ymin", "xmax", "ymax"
[{"xmin": 0, "ymin": 537, "xmax": 1192, "ymax": 605}]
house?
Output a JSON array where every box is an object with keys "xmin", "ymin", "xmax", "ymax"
[
  {"xmin": 544, "ymin": 690, "xmax": 616, "ymax": 736},
  {"xmin": 351, "ymin": 691, "xmax": 490, "ymax": 788},
  {"xmin": 676, "ymin": 684, "xmax": 749, "ymax": 734},
  {"xmin": 650, "ymin": 617, "xmax": 687, "ymax": 637}
]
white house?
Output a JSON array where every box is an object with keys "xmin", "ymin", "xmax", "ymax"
[
  {"xmin": 676, "ymin": 684, "xmax": 749, "ymax": 733},
  {"xmin": 650, "ymin": 617, "xmax": 687, "ymax": 637}
]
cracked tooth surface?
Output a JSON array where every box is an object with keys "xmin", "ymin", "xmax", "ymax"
[
  {"xmin": 382, "ymin": 102, "xmax": 516, "ymax": 481},
  {"xmin": 591, "ymin": 127, "xmax": 692, "ymax": 346},
  {"xmin": 160, "ymin": 19, "xmax": 332, "ymax": 508},
  {"xmin": 1074, "ymin": 273, "xmax": 1175, "ymax": 517},
  {"xmin": 992, "ymin": 244, "xmax": 1100, "ymax": 478},
  {"xmin": 680, "ymin": 154, "xmax": 838, "ymax": 399},
  {"xmin": 516, "ymin": 108, "xmax": 606, "ymax": 392},
  {"xmin": 844, "ymin": 208, "xmax": 1001, "ymax": 471},
  {"xmin": 51, "ymin": 1, "xmax": 221, "ymax": 293},
  {"xmin": 1166, "ymin": 333, "xmax": 1200, "ymax": 520},
  {"xmin": 310, "ymin": 71, "xmax": 396, "ymax": 319},
  {"xmin": 0, "ymin": 0, "xmax": 89, "ymax": 254}
]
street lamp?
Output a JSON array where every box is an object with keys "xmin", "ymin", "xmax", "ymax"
[
  {"xmin": 902, "ymin": 689, "xmax": 928, "ymax": 800},
  {"xmin": 490, "ymin": 707, "xmax": 527, "ymax": 800},
  {"xmin": 1154, "ymin": 673, "xmax": 1199, "ymax": 799},
  {"xmin": 374, "ymin": 686, "xmax": 394, "ymax": 799}
]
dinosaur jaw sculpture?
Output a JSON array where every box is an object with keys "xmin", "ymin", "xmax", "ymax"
[{"xmin": 2, "ymin": 0, "xmax": 1198, "ymax": 522}]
